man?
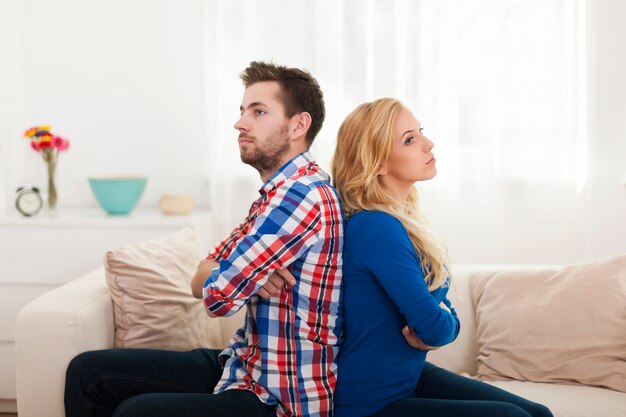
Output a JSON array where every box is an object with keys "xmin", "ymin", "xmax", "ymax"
[{"xmin": 64, "ymin": 62, "xmax": 344, "ymax": 417}]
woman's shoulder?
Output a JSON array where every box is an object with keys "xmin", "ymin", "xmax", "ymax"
[
  {"xmin": 349, "ymin": 210, "xmax": 403, "ymax": 226},
  {"xmin": 344, "ymin": 210, "xmax": 416, "ymax": 269},
  {"xmin": 346, "ymin": 210, "xmax": 408, "ymax": 240}
]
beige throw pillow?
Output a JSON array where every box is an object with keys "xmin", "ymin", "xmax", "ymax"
[
  {"xmin": 104, "ymin": 227, "xmax": 223, "ymax": 350},
  {"xmin": 470, "ymin": 254, "xmax": 626, "ymax": 392}
]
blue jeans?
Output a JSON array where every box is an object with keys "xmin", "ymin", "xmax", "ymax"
[
  {"xmin": 371, "ymin": 362, "xmax": 553, "ymax": 417},
  {"xmin": 64, "ymin": 348, "xmax": 276, "ymax": 417}
]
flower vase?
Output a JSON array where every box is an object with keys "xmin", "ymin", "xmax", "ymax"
[
  {"xmin": 23, "ymin": 126, "xmax": 70, "ymax": 212},
  {"xmin": 47, "ymin": 160, "xmax": 58, "ymax": 211}
]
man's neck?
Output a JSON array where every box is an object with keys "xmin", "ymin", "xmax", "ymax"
[{"xmin": 259, "ymin": 148, "xmax": 308, "ymax": 183}]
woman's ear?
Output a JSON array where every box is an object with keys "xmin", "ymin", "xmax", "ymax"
[{"xmin": 378, "ymin": 165, "xmax": 388, "ymax": 176}]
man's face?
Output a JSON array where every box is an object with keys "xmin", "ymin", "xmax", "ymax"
[{"xmin": 234, "ymin": 81, "xmax": 292, "ymax": 177}]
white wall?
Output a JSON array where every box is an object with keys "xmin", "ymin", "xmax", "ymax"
[
  {"xmin": 2, "ymin": 0, "xmax": 209, "ymax": 210},
  {"xmin": 1, "ymin": 0, "xmax": 624, "ymax": 264},
  {"xmin": 0, "ymin": 0, "xmax": 22, "ymax": 213}
]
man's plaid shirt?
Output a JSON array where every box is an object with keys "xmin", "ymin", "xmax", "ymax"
[{"xmin": 203, "ymin": 152, "xmax": 344, "ymax": 417}]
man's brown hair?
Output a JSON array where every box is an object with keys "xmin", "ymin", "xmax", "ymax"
[{"xmin": 240, "ymin": 61, "xmax": 325, "ymax": 147}]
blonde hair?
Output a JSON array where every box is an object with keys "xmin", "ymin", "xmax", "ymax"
[{"xmin": 332, "ymin": 98, "xmax": 449, "ymax": 291}]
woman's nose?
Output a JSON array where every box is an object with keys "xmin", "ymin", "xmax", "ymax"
[{"xmin": 424, "ymin": 136, "xmax": 434, "ymax": 151}]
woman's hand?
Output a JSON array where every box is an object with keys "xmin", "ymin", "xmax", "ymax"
[
  {"xmin": 257, "ymin": 268, "xmax": 297, "ymax": 299},
  {"xmin": 402, "ymin": 326, "xmax": 439, "ymax": 351}
]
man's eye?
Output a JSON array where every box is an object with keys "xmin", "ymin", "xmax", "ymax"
[
  {"xmin": 405, "ymin": 136, "xmax": 415, "ymax": 145},
  {"xmin": 255, "ymin": 109, "xmax": 265, "ymax": 116},
  {"xmin": 419, "ymin": 127, "xmax": 424, "ymax": 133}
]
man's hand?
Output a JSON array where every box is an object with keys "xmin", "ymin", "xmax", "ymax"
[
  {"xmin": 191, "ymin": 258, "xmax": 219, "ymax": 299},
  {"xmin": 257, "ymin": 268, "xmax": 296, "ymax": 299},
  {"xmin": 402, "ymin": 326, "xmax": 439, "ymax": 351}
]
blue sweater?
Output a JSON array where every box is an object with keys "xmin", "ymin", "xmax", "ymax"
[{"xmin": 333, "ymin": 211, "xmax": 460, "ymax": 417}]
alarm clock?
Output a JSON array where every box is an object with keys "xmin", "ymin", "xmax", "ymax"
[{"xmin": 16, "ymin": 186, "xmax": 43, "ymax": 217}]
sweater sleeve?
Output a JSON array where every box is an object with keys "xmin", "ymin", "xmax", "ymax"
[{"xmin": 347, "ymin": 212, "xmax": 459, "ymax": 347}]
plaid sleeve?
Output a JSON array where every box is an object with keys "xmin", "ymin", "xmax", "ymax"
[
  {"xmin": 206, "ymin": 222, "xmax": 245, "ymax": 262},
  {"xmin": 206, "ymin": 200, "xmax": 261, "ymax": 262},
  {"xmin": 203, "ymin": 182, "xmax": 322, "ymax": 317}
]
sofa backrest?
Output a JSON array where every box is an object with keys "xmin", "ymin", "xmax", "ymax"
[
  {"xmin": 427, "ymin": 263, "xmax": 555, "ymax": 375},
  {"xmin": 427, "ymin": 264, "xmax": 480, "ymax": 374}
]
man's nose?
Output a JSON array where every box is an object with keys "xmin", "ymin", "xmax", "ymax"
[{"xmin": 234, "ymin": 115, "xmax": 248, "ymax": 132}]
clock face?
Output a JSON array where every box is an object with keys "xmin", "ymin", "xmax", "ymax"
[{"xmin": 16, "ymin": 190, "xmax": 43, "ymax": 216}]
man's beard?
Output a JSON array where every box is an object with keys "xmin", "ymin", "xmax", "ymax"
[{"xmin": 240, "ymin": 125, "xmax": 291, "ymax": 176}]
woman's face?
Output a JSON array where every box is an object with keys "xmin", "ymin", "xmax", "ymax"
[{"xmin": 380, "ymin": 107, "xmax": 437, "ymax": 193}]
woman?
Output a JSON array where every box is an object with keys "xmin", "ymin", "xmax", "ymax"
[{"xmin": 331, "ymin": 98, "xmax": 552, "ymax": 417}]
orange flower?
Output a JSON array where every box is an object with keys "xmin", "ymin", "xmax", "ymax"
[{"xmin": 24, "ymin": 127, "xmax": 39, "ymax": 137}]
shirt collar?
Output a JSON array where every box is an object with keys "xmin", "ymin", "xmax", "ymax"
[{"xmin": 259, "ymin": 151, "xmax": 315, "ymax": 195}]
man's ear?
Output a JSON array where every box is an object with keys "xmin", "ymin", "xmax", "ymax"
[{"xmin": 289, "ymin": 112, "xmax": 312, "ymax": 140}]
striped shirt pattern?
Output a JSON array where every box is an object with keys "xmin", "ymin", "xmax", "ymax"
[{"xmin": 203, "ymin": 152, "xmax": 344, "ymax": 417}]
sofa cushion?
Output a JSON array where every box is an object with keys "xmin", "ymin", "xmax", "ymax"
[
  {"xmin": 104, "ymin": 227, "xmax": 223, "ymax": 351},
  {"xmin": 470, "ymin": 254, "xmax": 626, "ymax": 392},
  {"xmin": 486, "ymin": 380, "xmax": 626, "ymax": 417}
]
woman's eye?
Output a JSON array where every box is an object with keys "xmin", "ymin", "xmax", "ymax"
[
  {"xmin": 255, "ymin": 109, "xmax": 266, "ymax": 116},
  {"xmin": 405, "ymin": 136, "xmax": 415, "ymax": 145}
]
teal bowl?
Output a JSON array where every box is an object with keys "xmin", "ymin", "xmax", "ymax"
[{"xmin": 88, "ymin": 177, "xmax": 148, "ymax": 215}]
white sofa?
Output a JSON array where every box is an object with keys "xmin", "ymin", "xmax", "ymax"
[{"xmin": 15, "ymin": 264, "xmax": 626, "ymax": 417}]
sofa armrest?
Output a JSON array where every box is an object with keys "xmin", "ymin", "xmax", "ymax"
[{"xmin": 15, "ymin": 267, "xmax": 114, "ymax": 417}]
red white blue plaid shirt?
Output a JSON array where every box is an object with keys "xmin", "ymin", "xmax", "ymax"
[{"xmin": 203, "ymin": 152, "xmax": 344, "ymax": 417}]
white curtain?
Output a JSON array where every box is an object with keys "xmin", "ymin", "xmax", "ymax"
[
  {"xmin": 0, "ymin": 0, "xmax": 596, "ymax": 263},
  {"xmin": 200, "ymin": 0, "xmax": 586, "ymax": 256}
]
